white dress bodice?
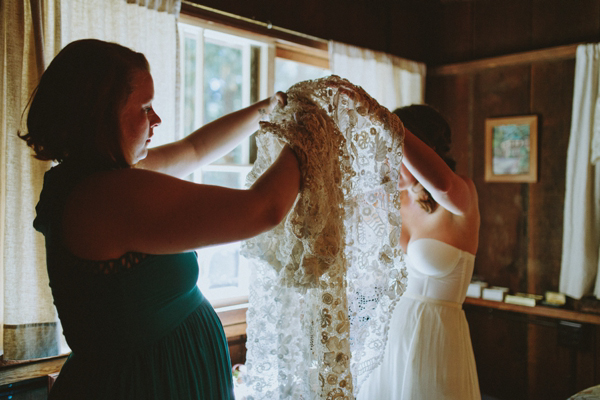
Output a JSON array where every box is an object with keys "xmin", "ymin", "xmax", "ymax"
[
  {"xmin": 358, "ymin": 238, "xmax": 481, "ymax": 400},
  {"xmin": 404, "ymin": 238, "xmax": 475, "ymax": 305}
]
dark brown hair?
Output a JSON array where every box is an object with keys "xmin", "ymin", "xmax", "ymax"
[
  {"xmin": 19, "ymin": 39, "xmax": 149, "ymax": 168},
  {"xmin": 393, "ymin": 104, "xmax": 456, "ymax": 213}
]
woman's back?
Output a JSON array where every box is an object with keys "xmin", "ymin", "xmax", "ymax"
[{"xmin": 399, "ymin": 177, "xmax": 480, "ymax": 255}]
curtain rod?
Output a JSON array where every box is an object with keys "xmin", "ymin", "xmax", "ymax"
[{"xmin": 180, "ymin": 1, "xmax": 328, "ymax": 50}]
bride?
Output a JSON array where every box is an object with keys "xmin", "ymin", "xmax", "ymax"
[{"xmin": 358, "ymin": 104, "xmax": 481, "ymax": 400}]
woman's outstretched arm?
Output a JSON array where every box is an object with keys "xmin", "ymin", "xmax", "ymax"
[
  {"xmin": 62, "ymin": 145, "xmax": 300, "ymax": 260},
  {"xmin": 137, "ymin": 93, "xmax": 286, "ymax": 178}
]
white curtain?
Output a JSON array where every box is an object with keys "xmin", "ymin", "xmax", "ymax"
[
  {"xmin": 329, "ymin": 41, "xmax": 426, "ymax": 111},
  {"xmin": 1, "ymin": 0, "xmax": 60, "ymax": 361},
  {"xmin": 560, "ymin": 43, "xmax": 600, "ymax": 300},
  {"xmin": 1, "ymin": 0, "xmax": 179, "ymax": 360}
]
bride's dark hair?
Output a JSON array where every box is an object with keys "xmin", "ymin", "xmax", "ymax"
[{"xmin": 393, "ymin": 104, "xmax": 456, "ymax": 213}]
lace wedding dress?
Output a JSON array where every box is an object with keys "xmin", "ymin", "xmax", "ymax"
[{"xmin": 242, "ymin": 75, "xmax": 407, "ymax": 399}]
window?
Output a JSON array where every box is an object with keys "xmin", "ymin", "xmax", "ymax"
[
  {"xmin": 275, "ymin": 57, "xmax": 330, "ymax": 93},
  {"xmin": 178, "ymin": 19, "xmax": 329, "ymax": 307},
  {"xmin": 274, "ymin": 40, "xmax": 330, "ymax": 92}
]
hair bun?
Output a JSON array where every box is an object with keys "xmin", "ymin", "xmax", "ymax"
[{"xmin": 393, "ymin": 104, "xmax": 455, "ymax": 171}]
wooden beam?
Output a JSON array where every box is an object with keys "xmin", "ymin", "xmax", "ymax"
[
  {"xmin": 429, "ymin": 43, "xmax": 582, "ymax": 76},
  {"xmin": 276, "ymin": 41, "xmax": 330, "ymax": 69}
]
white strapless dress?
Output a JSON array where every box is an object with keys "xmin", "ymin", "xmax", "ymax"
[{"xmin": 357, "ymin": 238, "xmax": 481, "ymax": 400}]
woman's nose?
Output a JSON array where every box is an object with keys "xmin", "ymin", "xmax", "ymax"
[{"xmin": 151, "ymin": 111, "xmax": 162, "ymax": 127}]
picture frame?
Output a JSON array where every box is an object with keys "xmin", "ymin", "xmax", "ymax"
[{"xmin": 484, "ymin": 115, "xmax": 538, "ymax": 183}]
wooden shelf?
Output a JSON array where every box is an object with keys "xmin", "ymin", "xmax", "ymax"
[
  {"xmin": 216, "ymin": 303, "xmax": 248, "ymax": 339},
  {"xmin": 464, "ymin": 297, "xmax": 600, "ymax": 325},
  {"xmin": 0, "ymin": 355, "xmax": 67, "ymax": 386}
]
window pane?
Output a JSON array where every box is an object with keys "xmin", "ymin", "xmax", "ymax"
[
  {"xmin": 207, "ymin": 246, "xmax": 239, "ymax": 288},
  {"xmin": 204, "ymin": 40, "xmax": 243, "ymax": 164},
  {"xmin": 201, "ymin": 170, "xmax": 246, "ymax": 189},
  {"xmin": 178, "ymin": 23, "xmax": 271, "ymax": 306},
  {"xmin": 275, "ymin": 58, "xmax": 330, "ymax": 93},
  {"xmin": 197, "ymin": 242, "xmax": 250, "ymax": 302},
  {"xmin": 194, "ymin": 166, "xmax": 252, "ymax": 302}
]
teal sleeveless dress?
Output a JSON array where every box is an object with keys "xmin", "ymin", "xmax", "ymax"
[{"xmin": 34, "ymin": 163, "xmax": 234, "ymax": 399}]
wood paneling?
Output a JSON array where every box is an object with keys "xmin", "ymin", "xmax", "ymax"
[
  {"xmin": 188, "ymin": 0, "xmax": 600, "ymax": 66},
  {"xmin": 471, "ymin": 65, "xmax": 531, "ymax": 289},
  {"xmin": 427, "ymin": 2, "xmax": 474, "ymax": 65},
  {"xmin": 531, "ymin": 0, "xmax": 600, "ymax": 49},
  {"xmin": 472, "ymin": 0, "xmax": 533, "ymax": 59},
  {"xmin": 465, "ymin": 302, "xmax": 600, "ymax": 400},
  {"xmin": 466, "ymin": 306, "xmax": 528, "ymax": 400},
  {"xmin": 426, "ymin": 0, "xmax": 600, "ymax": 65},
  {"xmin": 426, "ymin": 25, "xmax": 592, "ymax": 400},
  {"xmin": 387, "ymin": 1, "xmax": 429, "ymax": 63},
  {"xmin": 528, "ymin": 59, "xmax": 575, "ymax": 295},
  {"xmin": 227, "ymin": 335, "xmax": 247, "ymax": 367},
  {"xmin": 429, "ymin": 44, "xmax": 578, "ymax": 76},
  {"xmin": 426, "ymin": 74, "xmax": 473, "ymax": 178}
]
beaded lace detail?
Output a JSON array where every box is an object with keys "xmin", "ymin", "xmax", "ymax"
[
  {"xmin": 242, "ymin": 76, "xmax": 407, "ymax": 399},
  {"xmin": 59, "ymin": 250, "xmax": 148, "ymax": 275}
]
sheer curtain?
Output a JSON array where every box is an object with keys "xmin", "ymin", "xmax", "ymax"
[
  {"xmin": 1, "ymin": 0, "xmax": 179, "ymax": 360},
  {"xmin": 560, "ymin": 43, "xmax": 600, "ymax": 300},
  {"xmin": 1, "ymin": 0, "xmax": 60, "ymax": 361},
  {"xmin": 329, "ymin": 41, "xmax": 426, "ymax": 111}
]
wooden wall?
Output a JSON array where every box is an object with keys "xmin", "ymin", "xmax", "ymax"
[
  {"xmin": 423, "ymin": 0, "xmax": 600, "ymax": 315},
  {"xmin": 424, "ymin": 1, "xmax": 600, "ymax": 399},
  {"xmin": 426, "ymin": 0, "xmax": 600, "ymax": 65},
  {"xmin": 427, "ymin": 57, "xmax": 573, "ymax": 296}
]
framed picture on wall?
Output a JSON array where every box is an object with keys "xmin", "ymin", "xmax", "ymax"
[{"xmin": 484, "ymin": 115, "xmax": 538, "ymax": 183}]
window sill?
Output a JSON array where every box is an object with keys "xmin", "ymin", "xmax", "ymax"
[
  {"xmin": 216, "ymin": 302, "xmax": 248, "ymax": 338},
  {"xmin": 0, "ymin": 355, "xmax": 67, "ymax": 386}
]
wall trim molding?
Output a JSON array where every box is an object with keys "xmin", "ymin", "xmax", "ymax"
[{"xmin": 429, "ymin": 43, "xmax": 583, "ymax": 76}]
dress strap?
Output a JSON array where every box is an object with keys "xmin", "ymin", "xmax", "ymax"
[{"xmin": 403, "ymin": 292, "xmax": 462, "ymax": 309}]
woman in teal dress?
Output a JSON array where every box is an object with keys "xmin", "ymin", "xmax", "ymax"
[{"xmin": 20, "ymin": 39, "xmax": 300, "ymax": 399}]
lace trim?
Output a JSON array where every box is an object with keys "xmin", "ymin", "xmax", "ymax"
[{"xmin": 58, "ymin": 249, "xmax": 149, "ymax": 275}]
